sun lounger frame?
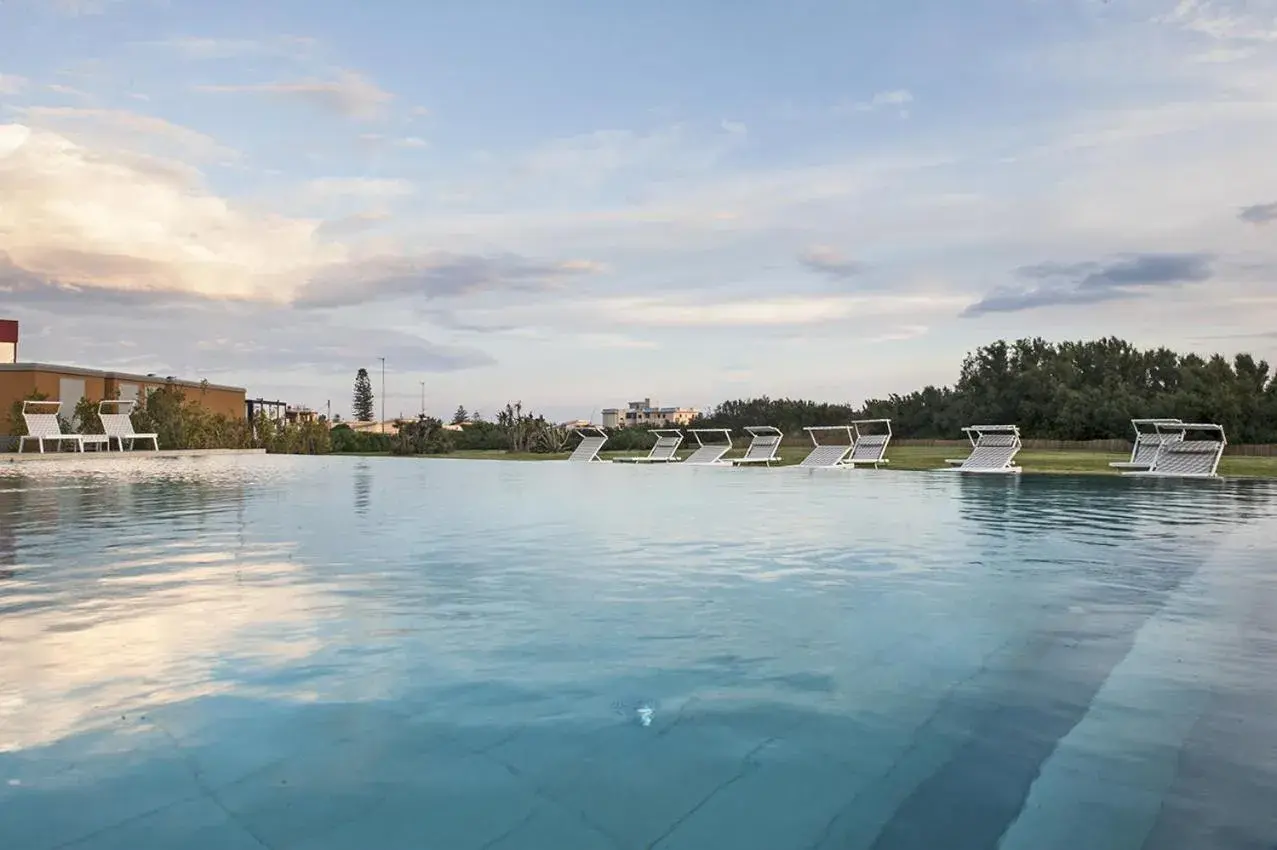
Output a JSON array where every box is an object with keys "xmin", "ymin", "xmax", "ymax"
[
  {"xmin": 17, "ymin": 400, "xmax": 109, "ymax": 453},
  {"xmin": 845, "ymin": 418, "xmax": 893, "ymax": 467},
  {"xmin": 731, "ymin": 425, "xmax": 783, "ymax": 466},
  {"xmin": 1108, "ymin": 418, "xmax": 1184, "ymax": 470},
  {"xmin": 683, "ymin": 428, "xmax": 734, "ymax": 465},
  {"xmin": 612, "ymin": 429, "xmax": 684, "ymax": 464},
  {"xmin": 97, "ymin": 399, "xmax": 160, "ymax": 451},
  {"xmin": 568, "ymin": 426, "xmax": 609, "ymax": 462},
  {"xmin": 1123, "ymin": 422, "xmax": 1226, "ymax": 478},
  {"xmin": 943, "ymin": 424, "xmax": 1022, "ymax": 474},
  {"xmin": 799, "ymin": 425, "xmax": 856, "ymax": 468}
]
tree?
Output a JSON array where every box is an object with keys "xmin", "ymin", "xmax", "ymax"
[
  {"xmin": 353, "ymin": 368, "xmax": 374, "ymax": 422},
  {"xmin": 693, "ymin": 337, "xmax": 1277, "ymax": 443},
  {"xmin": 451, "ymin": 405, "xmax": 469, "ymax": 425}
]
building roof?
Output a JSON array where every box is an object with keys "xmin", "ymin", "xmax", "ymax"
[{"xmin": 0, "ymin": 362, "xmax": 245, "ymax": 394}]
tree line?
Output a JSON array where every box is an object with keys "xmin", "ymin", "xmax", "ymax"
[{"xmin": 692, "ymin": 337, "xmax": 1277, "ymax": 443}]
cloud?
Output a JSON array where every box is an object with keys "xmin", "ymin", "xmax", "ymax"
[
  {"xmin": 866, "ymin": 324, "xmax": 930, "ymax": 344},
  {"xmin": 304, "ymin": 177, "xmax": 415, "ymax": 199},
  {"xmin": 356, "ymin": 134, "xmax": 428, "ymax": 150},
  {"xmin": 141, "ymin": 35, "xmax": 318, "ymax": 60},
  {"xmin": 45, "ymin": 83, "xmax": 90, "ymax": 98},
  {"xmin": 798, "ymin": 245, "xmax": 865, "ymax": 279},
  {"xmin": 37, "ymin": 0, "xmax": 118, "ymax": 16},
  {"xmin": 0, "ymin": 123, "xmax": 337, "ymax": 303},
  {"xmin": 1239, "ymin": 201, "xmax": 1277, "ymax": 224},
  {"xmin": 195, "ymin": 71, "xmax": 394, "ymax": 120},
  {"xmin": 1157, "ymin": 0, "xmax": 1277, "ymax": 42},
  {"xmin": 963, "ymin": 252, "xmax": 1216, "ymax": 316},
  {"xmin": 18, "ymin": 107, "xmax": 238, "ymax": 161},
  {"xmin": 0, "ymin": 74, "xmax": 28, "ymax": 95},
  {"xmin": 838, "ymin": 89, "xmax": 914, "ymax": 116},
  {"xmin": 295, "ymin": 253, "xmax": 604, "ymax": 308},
  {"xmin": 14, "ymin": 292, "xmax": 495, "ymax": 377},
  {"xmin": 314, "ymin": 211, "xmax": 392, "ymax": 239},
  {"xmin": 592, "ymin": 293, "xmax": 964, "ymax": 328}
]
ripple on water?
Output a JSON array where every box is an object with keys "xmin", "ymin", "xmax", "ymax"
[{"xmin": 1, "ymin": 457, "xmax": 1276, "ymax": 849}]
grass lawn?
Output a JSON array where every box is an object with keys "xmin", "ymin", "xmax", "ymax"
[{"xmin": 405, "ymin": 445, "xmax": 1277, "ymax": 478}]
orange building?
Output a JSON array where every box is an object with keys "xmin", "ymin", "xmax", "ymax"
[{"xmin": 0, "ymin": 362, "xmax": 246, "ymax": 437}]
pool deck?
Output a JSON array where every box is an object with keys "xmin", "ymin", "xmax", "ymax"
[{"xmin": 1, "ymin": 448, "xmax": 266, "ymax": 464}]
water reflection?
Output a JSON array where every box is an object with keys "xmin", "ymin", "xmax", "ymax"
[
  {"xmin": 353, "ymin": 460, "xmax": 371, "ymax": 517},
  {"xmin": 0, "ymin": 458, "xmax": 1275, "ymax": 850}
]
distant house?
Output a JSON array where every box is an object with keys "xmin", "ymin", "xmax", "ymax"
[
  {"xmin": 601, "ymin": 398, "xmax": 698, "ymax": 429},
  {"xmin": 342, "ymin": 420, "xmax": 402, "ymax": 436}
]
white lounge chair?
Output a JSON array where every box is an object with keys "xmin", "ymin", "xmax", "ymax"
[
  {"xmin": 731, "ymin": 425, "xmax": 782, "ymax": 466},
  {"xmin": 943, "ymin": 424, "xmax": 1022, "ymax": 474},
  {"xmin": 845, "ymin": 419, "xmax": 892, "ymax": 467},
  {"xmin": 683, "ymin": 428, "xmax": 734, "ymax": 465},
  {"xmin": 98, "ymin": 400, "xmax": 159, "ymax": 451},
  {"xmin": 568, "ymin": 426, "xmax": 608, "ymax": 462},
  {"xmin": 18, "ymin": 400, "xmax": 109, "ymax": 454},
  {"xmin": 799, "ymin": 425, "xmax": 855, "ymax": 467},
  {"xmin": 1109, "ymin": 418, "xmax": 1184, "ymax": 470},
  {"xmin": 612, "ymin": 429, "xmax": 683, "ymax": 463},
  {"xmin": 1123, "ymin": 423, "xmax": 1226, "ymax": 478}
]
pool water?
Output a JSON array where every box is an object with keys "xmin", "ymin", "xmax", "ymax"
[{"xmin": 2, "ymin": 456, "xmax": 1276, "ymax": 849}]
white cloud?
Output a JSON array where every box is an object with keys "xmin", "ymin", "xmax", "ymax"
[
  {"xmin": 195, "ymin": 70, "xmax": 394, "ymax": 120},
  {"xmin": 45, "ymin": 83, "xmax": 90, "ymax": 98},
  {"xmin": 0, "ymin": 123, "xmax": 339, "ymax": 303},
  {"xmin": 19, "ymin": 106, "xmax": 238, "ymax": 162},
  {"xmin": 839, "ymin": 89, "xmax": 915, "ymax": 116},
  {"xmin": 0, "ymin": 74, "xmax": 29, "ymax": 95},
  {"xmin": 1158, "ymin": 0, "xmax": 1277, "ymax": 41},
  {"xmin": 142, "ymin": 35, "xmax": 318, "ymax": 60},
  {"xmin": 590, "ymin": 293, "xmax": 965, "ymax": 328},
  {"xmin": 304, "ymin": 177, "xmax": 416, "ymax": 199}
]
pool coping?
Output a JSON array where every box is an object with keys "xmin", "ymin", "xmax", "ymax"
[{"xmin": 0, "ymin": 448, "xmax": 267, "ymax": 463}]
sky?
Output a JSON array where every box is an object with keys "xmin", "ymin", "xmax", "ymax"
[{"xmin": 1, "ymin": 0, "xmax": 1276, "ymax": 422}]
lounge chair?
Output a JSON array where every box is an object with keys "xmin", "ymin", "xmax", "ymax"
[
  {"xmin": 97, "ymin": 400, "xmax": 159, "ymax": 451},
  {"xmin": 683, "ymin": 428, "xmax": 734, "ymax": 465},
  {"xmin": 799, "ymin": 425, "xmax": 855, "ymax": 467},
  {"xmin": 845, "ymin": 419, "xmax": 892, "ymax": 467},
  {"xmin": 612, "ymin": 429, "xmax": 684, "ymax": 463},
  {"xmin": 943, "ymin": 424, "xmax": 1022, "ymax": 474},
  {"xmin": 730, "ymin": 425, "xmax": 782, "ymax": 466},
  {"xmin": 1109, "ymin": 418, "xmax": 1184, "ymax": 470},
  {"xmin": 568, "ymin": 426, "xmax": 608, "ymax": 462},
  {"xmin": 18, "ymin": 400, "xmax": 109, "ymax": 454},
  {"xmin": 1123, "ymin": 423, "xmax": 1226, "ymax": 478}
]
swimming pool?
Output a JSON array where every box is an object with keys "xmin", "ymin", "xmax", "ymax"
[{"xmin": 2, "ymin": 456, "xmax": 1275, "ymax": 849}]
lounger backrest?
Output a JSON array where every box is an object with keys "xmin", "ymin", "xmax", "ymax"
[
  {"xmin": 684, "ymin": 445, "xmax": 727, "ymax": 464},
  {"xmin": 1150, "ymin": 441, "xmax": 1221, "ymax": 476},
  {"xmin": 649, "ymin": 436, "xmax": 681, "ymax": 460},
  {"xmin": 1131, "ymin": 432, "xmax": 1181, "ymax": 466},
  {"xmin": 23, "ymin": 412, "xmax": 64, "ymax": 438},
  {"xmin": 743, "ymin": 435, "xmax": 781, "ymax": 460},
  {"xmin": 849, "ymin": 434, "xmax": 889, "ymax": 463},
  {"xmin": 569, "ymin": 436, "xmax": 607, "ymax": 462},
  {"xmin": 799, "ymin": 445, "xmax": 850, "ymax": 467},
  {"xmin": 962, "ymin": 435, "xmax": 1019, "ymax": 470},
  {"xmin": 99, "ymin": 412, "xmax": 138, "ymax": 439}
]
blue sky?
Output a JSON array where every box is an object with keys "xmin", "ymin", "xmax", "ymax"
[{"xmin": 2, "ymin": 0, "xmax": 1276, "ymax": 422}]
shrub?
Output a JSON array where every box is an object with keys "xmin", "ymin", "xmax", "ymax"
[
  {"xmin": 330, "ymin": 424, "xmax": 394, "ymax": 453},
  {"xmin": 6, "ymin": 390, "xmax": 67, "ymax": 440},
  {"xmin": 391, "ymin": 416, "xmax": 455, "ymax": 455}
]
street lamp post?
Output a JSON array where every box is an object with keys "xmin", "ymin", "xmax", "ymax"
[{"xmin": 378, "ymin": 357, "xmax": 386, "ymax": 434}]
